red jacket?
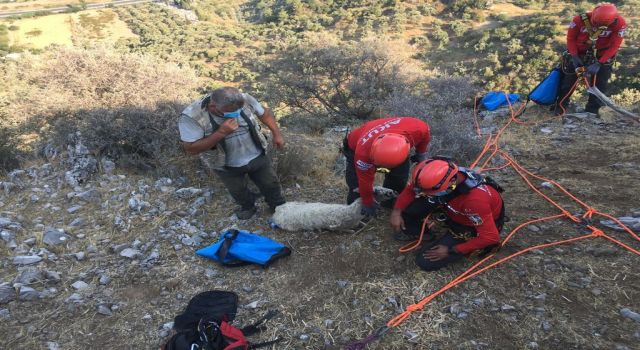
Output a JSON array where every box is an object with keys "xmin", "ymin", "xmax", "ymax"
[
  {"xmin": 567, "ymin": 13, "xmax": 627, "ymax": 64},
  {"xmin": 395, "ymin": 176, "xmax": 503, "ymax": 255},
  {"xmin": 347, "ymin": 117, "xmax": 430, "ymax": 206}
]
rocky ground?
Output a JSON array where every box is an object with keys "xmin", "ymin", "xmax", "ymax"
[{"xmin": 1, "ymin": 106, "xmax": 639, "ymax": 350}]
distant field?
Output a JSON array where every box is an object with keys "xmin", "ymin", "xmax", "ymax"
[
  {"xmin": 3, "ymin": 8, "xmax": 135, "ymax": 49},
  {"xmin": 0, "ymin": 0, "xmax": 103, "ymax": 12}
]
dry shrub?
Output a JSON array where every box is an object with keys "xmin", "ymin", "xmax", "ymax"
[
  {"xmin": 382, "ymin": 75, "xmax": 482, "ymax": 165},
  {"xmin": 46, "ymin": 103, "xmax": 184, "ymax": 173},
  {"xmin": 269, "ymin": 141, "xmax": 314, "ymax": 184},
  {"xmin": 0, "ymin": 126, "xmax": 21, "ymax": 173},
  {"xmin": 1, "ymin": 46, "xmax": 198, "ymax": 121},
  {"xmin": 265, "ymin": 39, "xmax": 419, "ymax": 122},
  {"xmin": 0, "ymin": 45, "xmax": 199, "ymax": 171}
]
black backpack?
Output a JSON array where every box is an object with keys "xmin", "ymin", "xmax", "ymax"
[{"xmin": 163, "ymin": 291, "xmax": 279, "ymax": 350}]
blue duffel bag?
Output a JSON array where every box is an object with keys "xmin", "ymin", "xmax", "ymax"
[{"xmin": 196, "ymin": 229, "xmax": 291, "ymax": 267}]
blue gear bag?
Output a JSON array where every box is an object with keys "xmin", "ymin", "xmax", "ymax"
[
  {"xmin": 196, "ymin": 229, "xmax": 291, "ymax": 267},
  {"xmin": 528, "ymin": 68, "xmax": 561, "ymax": 105},
  {"xmin": 481, "ymin": 91, "xmax": 520, "ymax": 111}
]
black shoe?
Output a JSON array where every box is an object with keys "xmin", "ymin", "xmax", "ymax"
[{"xmin": 235, "ymin": 206, "xmax": 257, "ymax": 220}]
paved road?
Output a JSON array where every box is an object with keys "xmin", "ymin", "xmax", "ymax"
[{"xmin": 0, "ymin": 0, "xmax": 158, "ymax": 18}]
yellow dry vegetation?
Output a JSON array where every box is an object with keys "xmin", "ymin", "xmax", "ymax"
[
  {"xmin": 0, "ymin": 0, "xmax": 103, "ymax": 12},
  {"xmin": 5, "ymin": 8, "xmax": 136, "ymax": 49}
]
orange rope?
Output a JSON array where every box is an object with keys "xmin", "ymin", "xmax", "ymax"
[{"xmin": 398, "ymin": 214, "xmax": 433, "ymax": 253}]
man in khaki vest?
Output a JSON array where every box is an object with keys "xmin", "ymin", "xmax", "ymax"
[{"xmin": 178, "ymin": 87, "xmax": 286, "ymax": 220}]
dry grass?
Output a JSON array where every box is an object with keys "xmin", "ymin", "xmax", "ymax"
[{"xmin": 4, "ymin": 9, "xmax": 136, "ymax": 49}]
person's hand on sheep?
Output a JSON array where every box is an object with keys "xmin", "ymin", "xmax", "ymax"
[
  {"xmin": 390, "ymin": 209, "xmax": 405, "ymax": 232},
  {"xmin": 360, "ymin": 203, "xmax": 379, "ymax": 218}
]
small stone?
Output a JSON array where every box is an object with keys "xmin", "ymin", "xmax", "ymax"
[
  {"xmin": 175, "ymin": 187, "xmax": 203, "ymax": 199},
  {"xmin": 1, "ymin": 229, "xmax": 15, "ymax": 242},
  {"xmin": 44, "ymin": 271, "xmax": 61, "ymax": 282},
  {"xmin": 337, "ymin": 280, "xmax": 349, "ymax": 288},
  {"xmin": 541, "ymin": 320, "xmax": 552, "ymax": 331},
  {"xmin": 14, "ymin": 268, "xmax": 44, "ymax": 285},
  {"xmin": 620, "ymin": 308, "xmax": 640, "ymax": 323},
  {"xmin": 120, "ymin": 248, "xmax": 140, "ymax": 259},
  {"xmin": 403, "ymin": 330, "xmax": 419, "ymax": 342},
  {"xmin": 69, "ymin": 218, "xmax": 85, "ymax": 227},
  {"xmin": 74, "ymin": 252, "xmax": 86, "ymax": 261},
  {"xmin": 245, "ymin": 301, "xmax": 259, "ymax": 309},
  {"xmin": 18, "ymin": 286, "xmax": 41, "ymax": 301},
  {"xmin": 591, "ymin": 288, "xmax": 602, "ymax": 296},
  {"xmin": 532, "ymin": 249, "xmax": 544, "ymax": 255},
  {"xmin": 0, "ymin": 283, "xmax": 16, "ymax": 304},
  {"xmin": 395, "ymin": 255, "xmax": 406, "ymax": 262},
  {"xmin": 540, "ymin": 127, "xmax": 553, "ymax": 134},
  {"xmin": 501, "ymin": 304, "xmax": 516, "ymax": 312},
  {"xmin": 173, "ymin": 244, "xmax": 183, "ymax": 251},
  {"xmin": 534, "ymin": 293, "xmax": 547, "ymax": 302},
  {"xmin": 23, "ymin": 238, "xmax": 36, "ymax": 246},
  {"xmin": 76, "ymin": 189, "xmax": 101, "ymax": 202},
  {"xmin": 545, "ymin": 280, "xmax": 557, "ymax": 289},
  {"xmin": 299, "ymin": 334, "xmax": 310, "ymax": 341},
  {"xmin": 111, "ymin": 243, "xmax": 128, "ymax": 253},
  {"xmin": 43, "ymin": 228, "xmax": 70, "ymax": 246},
  {"xmin": 71, "ymin": 281, "xmax": 89, "ymax": 290},
  {"xmin": 324, "ymin": 319, "xmax": 334, "ymax": 328},
  {"xmin": 540, "ymin": 182, "xmax": 553, "ymax": 189},
  {"xmin": 65, "ymin": 293, "xmax": 83, "ymax": 303},
  {"xmin": 142, "ymin": 314, "xmax": 152, "ymax": 320},
  {"xmin": 204, "ymin": 269, "xmax": 218, "ymax": 278},
  {"xmin": 162, "ymin": 321, "xmax": 174, "ymax": 330},
  {"xmin": 0, "ymin": 308, "xmax": 10, "ymax": 319},
  {"xmin": 99, "ymin": 275, "xmax": 111, "ymax": 285},
  {"xmin": 97, "ymin": 304, "xmax": 113, "ymax": 316},
  {"xmin": 527, "ymin": 342, "xmax": 539, "ymax": 349},
  {"xmin": 457, "ymin": 312, "xmax": 469, "ymax": 319},
  {"xmin": 13, "ymin": 255, "xmax": 42, "ymax": 265},
  {"xmin": 47, "ymin": 342, "xmax": 60, "ymax": 350},
  {"xmin": 528, "ymin": 225, "xmax": 541, "ymax": 232},
  {"xmin": 242, "ymin": 286, "xmax": 253, "ymax": 293},
  {"xmin": 67, "ymin": 205, "xmax": 83, "ymax": 214}
]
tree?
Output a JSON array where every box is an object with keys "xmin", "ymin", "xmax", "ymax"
[{"xmin": 265, "ymin": 40, "xmax": 409, "ymax": 121}]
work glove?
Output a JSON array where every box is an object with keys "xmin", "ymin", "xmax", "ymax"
[
  {"xmin": 570, "ymin": 55, "xmax": 584, "ymax": 69},
  {"xmin": 586, "ymin": 62, "xmax": 601, "ymax": 77},
  {"xmin": 360, "ymin": 203, "xmax": 379, "ymax": 218},
  {"xmin": 410, "ymin": 152, "xmax": 429, "ymax": 163}
]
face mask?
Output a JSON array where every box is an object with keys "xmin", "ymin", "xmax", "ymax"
[{"xmin": 223, "ymin": 108, "xmax": 242, "ymax": 118}]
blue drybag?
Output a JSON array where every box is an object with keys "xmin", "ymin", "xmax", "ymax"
[
  {"xmin": 196, "ymin": 229, "xmax": 291, "ymax": 267},
  {"xmin": 529, "ymin": 68, "xmax": 561, "ymax": 105},
  {"xmin": 481, "ymin": 91, "xmax": 521, "ymax": 111}
]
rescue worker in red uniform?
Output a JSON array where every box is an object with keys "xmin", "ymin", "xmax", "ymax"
[
  {"xmin": 555, "ymin": 3, "xmax": 627, "ymax": 116},
  {"xmin": 390, "ymin": 158, "xmax": 505, "ymax": 271},
  {"xmin": 343, "ymin": 117, "xmax": 431, "ymax": 217}
]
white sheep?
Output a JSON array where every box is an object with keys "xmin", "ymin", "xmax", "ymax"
[{"xmin": 270, "ymin": 187, "xmax": 397, "ymax": 231}]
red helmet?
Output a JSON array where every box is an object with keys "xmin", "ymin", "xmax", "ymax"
[
  {"xmin": 591, "ymin": 3, "xmax": 618, "ymax": 27},
  {"xmin": 412, "ymin": 158, "xmax": 459, "ymax": 195},
  {"xmin": 370, "ymin": 133, "xmax": 410, "ymax": 168}
]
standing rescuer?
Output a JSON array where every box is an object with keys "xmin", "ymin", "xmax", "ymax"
[
  {"xmin": 390, "ymin": 158, "xmax": 505, "ymax": 271},
  {"xmin": 555, "ymin": 2, "xmax": 627, "ymax": 116},
  {"xmin": 343, "ymin": 117, "xmax": 431, "ymax": 217}
]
